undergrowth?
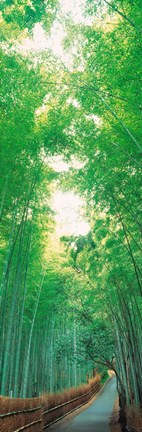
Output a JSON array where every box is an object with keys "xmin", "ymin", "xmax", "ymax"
[{"xmin": 126, "ymin": 405, "xmax": 142, "ymax": 432}]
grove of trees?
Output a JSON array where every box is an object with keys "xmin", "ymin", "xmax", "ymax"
[{"xmin": 0, "ymin": 0, "xmax": 141, "ymax": 426}]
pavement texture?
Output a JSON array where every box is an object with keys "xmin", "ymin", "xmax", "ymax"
[{"xmin": 49, "ymin": 377, "xmax": 118, "ymax": 432}]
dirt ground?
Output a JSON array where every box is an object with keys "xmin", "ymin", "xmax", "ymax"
[{"xmin": 110, "ymin": 397, "xmax": 121, "ymax": 432}]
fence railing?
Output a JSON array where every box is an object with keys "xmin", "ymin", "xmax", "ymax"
[
  {"xmin": 43, "ymin": 381, "xmax": 100, "ymax": 429},
  {"xmin": 0, "ymin": 381, "xmax": 101, "ymax": 432},
  {"xmin": 11, "ymin": 419, "xmax": 43, "ymax": 432},
  {"xmin": 0, "ymin": 399, "xmax": 43, "ymax": 432},
  {"xmin": 0, "ymin": 405, "xmax": 42, "ymax": 418}
]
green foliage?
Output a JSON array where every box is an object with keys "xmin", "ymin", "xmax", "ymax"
[
  {"xmin": 0, "ymin": 0, "xmax": 141, "ymax": 405},
  {"xmin": 0, "ymin": 0, "xmax": 58, "ymax": 31}
]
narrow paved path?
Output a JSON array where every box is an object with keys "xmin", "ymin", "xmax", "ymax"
[{"xmin": 49, "ymin": 377, "xmax": 118, "ymax": 432}]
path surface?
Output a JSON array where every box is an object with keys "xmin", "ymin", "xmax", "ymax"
[{"xmin": 49, "ymin": 377, "xmax": 118, "ymax": 432}]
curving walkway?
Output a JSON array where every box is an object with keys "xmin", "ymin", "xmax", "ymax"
[{"xmin": 49, "ymin": 377, "xmax": 118, "ymax": 432}]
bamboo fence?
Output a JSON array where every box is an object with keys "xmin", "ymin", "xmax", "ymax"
[{"xmin": 0, "ymin": 379, "xmax": 101, "ymax": 431}]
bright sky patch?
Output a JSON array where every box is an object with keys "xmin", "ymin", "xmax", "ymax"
[{"xmin": 52, "ymin": 191, "xmax": 90, "ymax": 236}]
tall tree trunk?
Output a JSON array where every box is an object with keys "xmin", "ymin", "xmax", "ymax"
[{"xmin": 22, "ymin": 269, "xmax": 46, "ymax": 397}]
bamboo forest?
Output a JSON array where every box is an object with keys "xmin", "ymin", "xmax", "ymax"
[{"xmin": 0, "ymin": 1, "xmax": 142, "ymax": 431}]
